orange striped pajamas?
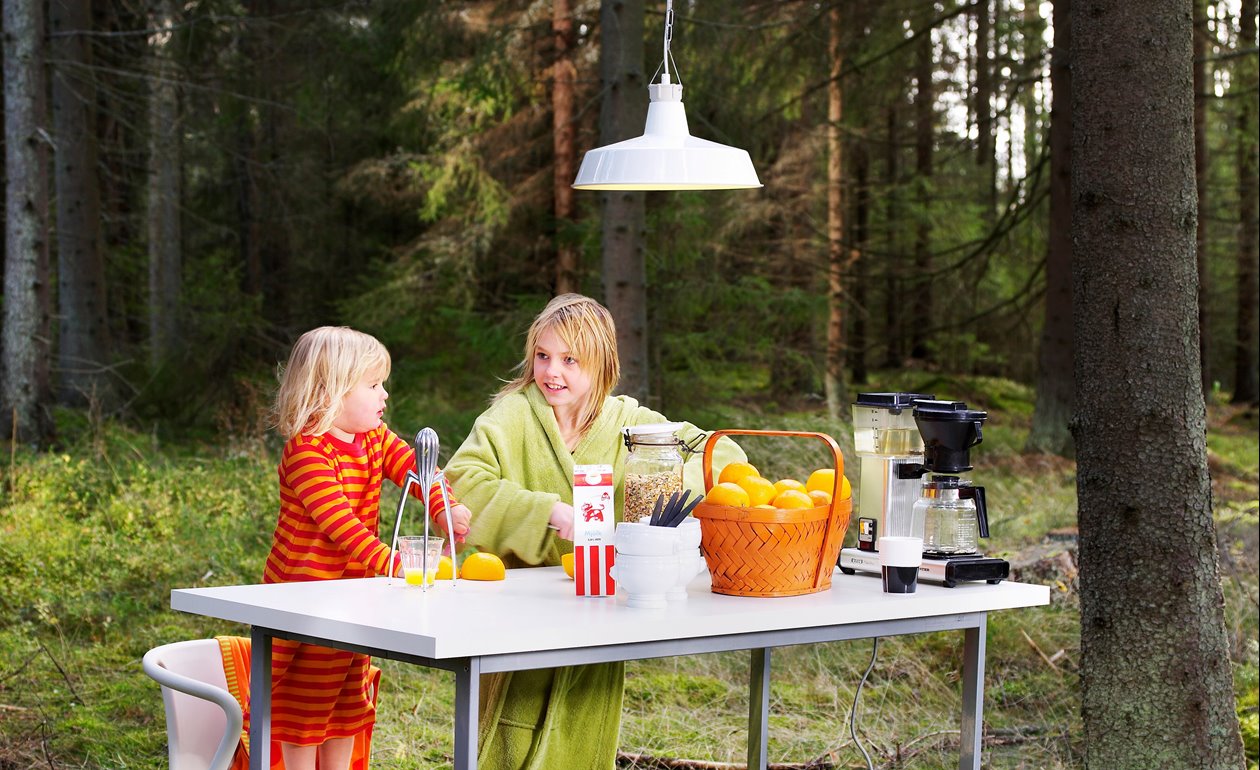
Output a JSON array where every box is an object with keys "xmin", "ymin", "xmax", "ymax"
[{"xmin": 262, "ymin": 424, "xmax": 451, "ymax": 746}]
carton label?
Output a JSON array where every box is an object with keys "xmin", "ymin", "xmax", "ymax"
[{"xmin": 573, "ymin": 464, "xmax": 615, "ymax": 596}]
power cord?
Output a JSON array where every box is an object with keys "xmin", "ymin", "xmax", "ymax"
[{"xmin": 849, "ymin": 636, "xmax": 881, "ymax": 770}]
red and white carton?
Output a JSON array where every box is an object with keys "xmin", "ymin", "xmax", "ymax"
[{"xmin": 573, "ymin": 464, "xmax": 615, "ymax": 596}]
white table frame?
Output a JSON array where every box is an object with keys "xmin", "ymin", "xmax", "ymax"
[{"xmin": 171, "ymin": 568, "xmax": 1049, "ymax": 770}]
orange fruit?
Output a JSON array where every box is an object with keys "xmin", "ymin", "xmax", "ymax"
[
  {"xmin": 705, "ymin": 481, "xmax": 751, "ymax": 508},
  {"xmin": 460, "ymin": 552, "xmax": 506, "ymax": 581},
  {"xmin": 561, "ymin": 552, "xmax": 575, "ymax": 579},
  {"xmin": 718, "ymin": 461, "xmax": 760, "ymax": 486},
  {"xmin": 772, "ymin": 489, "xmax": 814, "ymax": 509},
  {"xmin": 806, "ymin": 469, "xmax": 835, "ymax": 495},
  {"xmin": 839, "ymin": 475, "xmax": 852, "ymax": 500},
  {"xmin": 773, "ymin": 478, "xmax": 807, "ymax": 495},
  {"xmin": 436, "ymin": 555, "xmax": 456, "ymax": 580},
  {"xmin": 808, "ymin": 489, "xmax": 833, "ymax": 508},
  {"xmin": 754, "ymin": 504, "xmax": 776, "ymax": 509},
  {"xmin": 735, "ymin": 475, "xmax": 777, "ymax": 507}
]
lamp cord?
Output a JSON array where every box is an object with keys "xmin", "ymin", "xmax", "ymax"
[
  {"xmin": 850, "ymin": 636, "xmax": 880, "ymax": 770},
  {"xmin": 663, "ymin": 0, "xmax": 674, "ymax": 81}
]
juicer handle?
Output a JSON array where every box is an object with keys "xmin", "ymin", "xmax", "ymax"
[
  {"xmin": 962, "ymin": 485, "xmax": 989, "ymax": 539},
  {"xmin": 972, "ymin": 423, "xmax": 984, "ymax": 448}
]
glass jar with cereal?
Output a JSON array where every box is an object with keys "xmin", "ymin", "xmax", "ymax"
[{"xmin": 622, "ymin": 422, "xmax": 685, "ymax": 523}]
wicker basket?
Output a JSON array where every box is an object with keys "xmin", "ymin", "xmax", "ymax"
[{"xmin": 693, "ymin": 429, "xmax": 851, "ymax": 597}]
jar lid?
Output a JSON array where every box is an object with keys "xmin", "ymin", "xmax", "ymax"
[{"xmin": 622, "ymin": 425, "xmax": 685, "ymax": 443}]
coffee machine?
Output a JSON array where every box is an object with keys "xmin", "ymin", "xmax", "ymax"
[
  {"xmin": 911, "ymin": 400, "xmax": 1009, "ymax": 588},
  {"xmin": 839, "ymin": 395, "xmax": 1009, "ymax": 588},
  {"xmin": 838, "ymin": 392, "xmax": 934, "ymax": 577}
]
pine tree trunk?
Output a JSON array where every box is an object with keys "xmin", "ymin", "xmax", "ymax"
[
  {"xmin": 850, "ymin": 141, "xmax": 870, "ymax": 387},
  {"xmin": 147, "ymin": 0, "xmax": 181, "ymax": 368},
  {"xmin": 974, "ymin": 0, "xmax": 995, "ymax": 215},
  {"xmin": 597, "ymin": 0, "xmax": 648, "ymax": 402},
  {"xmin": 51, "ymin": 0, "xmax": 112, "ymax": 407},
  {"xmin": 882, "ymin": 101, "xmax": 903, "ymax": 368},
  {"xmin": 1233, "ymin": 0, "xmax": 1259, "ymax": 404},
  {"xmin": 1026, "ymin": 0, "xmax": 1074, "ymax": 457},
  {"xmin": 2, "ymin": 0, "xmax": 54, "ymax": 443},
  {"xmin": 1072, "ymin": 1, "xmax": 1246, "ymax": 766},
  {"xmin": 824, "ymin": 4, "xmax": 847, "ymax": 418},
  {"xmin": 553, "ymin": 0, "xmax": 579, "ymax": 295},
  {"xmin": 910, "ymin": 15, "xmax": 933, "ymax": 362},
  {"xmin": 1193, "ymin": 0, "xmax": 1211, "ymax": 394}
]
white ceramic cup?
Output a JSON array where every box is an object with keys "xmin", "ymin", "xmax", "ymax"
[
  {"xmin": 610, "ymin": 552, "xmax": 679, "ymax": 608},
  {"xmin": 877, "ymin": 536, "xmax": 922, "ymax": 594}
]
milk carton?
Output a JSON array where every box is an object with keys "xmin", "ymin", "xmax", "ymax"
[{"xmin": 573, "ymin": 464, "xmax": 615, "ymax": 596}]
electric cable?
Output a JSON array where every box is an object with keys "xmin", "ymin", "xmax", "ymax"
[{"xmin": 849, "ymin": 636, "xmax": 881, "ymax": 770}]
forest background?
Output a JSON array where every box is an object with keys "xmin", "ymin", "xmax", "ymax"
[{"xmin": 1, "ymin": 0, "xmax": 1258, "ymax": 768}]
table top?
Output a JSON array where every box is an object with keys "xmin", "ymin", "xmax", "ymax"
[{"xmin": 172, "ymin": 567, "xmax": 1050, "ymax": 661}]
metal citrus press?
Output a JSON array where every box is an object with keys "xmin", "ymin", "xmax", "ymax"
[{"xmin": 386, "ymin": 427, "xmax": 458, "ymax": 590}]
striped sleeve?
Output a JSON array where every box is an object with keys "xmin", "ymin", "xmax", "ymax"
[{"xmin": 284, "ymin": 441, "xmax": 393, "ymax": 575}]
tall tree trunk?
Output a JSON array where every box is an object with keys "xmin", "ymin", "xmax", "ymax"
[
  {"xmin": 974, "ymin": 0, "xmax": 995, "ymax": 214},
  {"xmin": 1193, "ymin": 0, "xmax": 1211, "ymax": 394},
  {"xmin": 598, "ymin": 0, "xmax": 648, "ymax": 402},
  {"xmin": 51, "ymin": 0, "xmax": 111, "ymax": 407},
  {"xmin": 1233, "ymin": 0, "xmax": 1259, "ymax": 404},
  {"xmin": 2, "ymin": 0, "xmax": 54, "ymax": 443},
  {"xmin": 1026, "ymin": 0, "xmax": 1074, "ymax": 456},
  {"xmin": 850, "ymin": 140, "xmax": 870, "ymax": 386},
  {"xmin": 882, "ymin": 101, "xmax": 902, "ymax": 369},
  {"xmin": 1072, "ymin": 1, "xmax": 1246, "ymax": 767},
  {"xmin": 147, "ymin": 0, "xmax": 181, "ymax": 368},
  {"xmin": 910, "ymin": 13, "xmax": 934, "ymax": 362},
  {"xmin": 554, "ymin": 0, "xmax": 579, "ymax": 294},
  {"xmin": 824, "ymin": 3, "xmax": 847, "ymax": 417}
]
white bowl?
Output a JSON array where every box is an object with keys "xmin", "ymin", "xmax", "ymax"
[
  {"xmin": 615, "ymin": 521, "xmax": 678, "ymax": 556},
  {"xmin": 667, "ymin": 546, "xmax": 707, "ymax": 601},
  {"xmin": 610, "ymin": 552, "xmax": 680, "ymax": 608}
]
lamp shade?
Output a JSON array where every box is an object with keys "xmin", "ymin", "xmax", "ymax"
[{"xmin": 572, "ymin": 81, "xmax": 761, "ymax": 191}]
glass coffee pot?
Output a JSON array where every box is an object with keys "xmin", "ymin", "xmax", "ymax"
[{"xmin": 914, "ymin": 475, "xmax": 989, "ymax": 555}]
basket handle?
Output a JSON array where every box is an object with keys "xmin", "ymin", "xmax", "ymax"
[{"xmin": 701, "ymin": 429, "xmax": 846, "ymax": 590}]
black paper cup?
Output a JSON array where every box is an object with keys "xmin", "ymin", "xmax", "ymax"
[{"xmin": 877, "ymin": 536, "xmax": 922, "ymax": 594}]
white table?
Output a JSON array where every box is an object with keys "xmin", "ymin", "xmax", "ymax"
[{"xmin": 171, "ymin": 568, "xmax": 1049, "ymax": 770}]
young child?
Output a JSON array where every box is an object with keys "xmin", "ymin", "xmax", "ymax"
[
  {"xmin": 445, "ymin": 294, "xmax": 742, "ymax": 769},
  {"xmin": 264, "ymin": 326, "xmax": 471, "ymax": 770}
]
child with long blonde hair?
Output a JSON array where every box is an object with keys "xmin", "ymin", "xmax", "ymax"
[
  {"xmin": 445, "ymin": 294, "xmax": 742, "ymax": 769},
  {"xmin": 265, "ymin": 326, "xmax": 470, "ymax": 770}
]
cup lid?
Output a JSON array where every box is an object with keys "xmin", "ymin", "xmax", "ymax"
[{"xmin": 623, "ymin": 422, "xmax": 684, "ymax": 437}]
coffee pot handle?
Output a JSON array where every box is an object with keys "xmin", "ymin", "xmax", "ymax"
[{"xmin": 962, "ymin": 485, "xmax": 989, "ymax": 539}]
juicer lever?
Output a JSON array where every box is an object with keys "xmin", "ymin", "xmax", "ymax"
[{"xmin": 961, "ymin": 485, "xmax": 989, "ymax": 539}]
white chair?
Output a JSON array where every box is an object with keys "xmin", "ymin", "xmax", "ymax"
[{"xmin": 143, "ymin": 639, "xmax": 243, "ymax": 770}]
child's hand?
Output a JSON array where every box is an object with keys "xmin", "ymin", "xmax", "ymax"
[
  {"xmin": 548, "ymin": 501, "xmax": 574, "ymax": 541},
  {"xmin": 447, "ymin": 503, "xmax": 472, "ymax": 544}
]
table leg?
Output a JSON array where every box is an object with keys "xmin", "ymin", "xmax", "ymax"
[
  {"xmin": 748, "ymin": 648, "xmax": 770, "ymax": 770},
  {"xmin": 453, "ymin": 657, "xmax": 480, "ymax": 770},
  {"xmin": 249, "ymin": 628, "xmax": 272, "ymax": 770},
  {"xmin": 959, "ymin": 614, "xmax": 987, "ymax": 770}
]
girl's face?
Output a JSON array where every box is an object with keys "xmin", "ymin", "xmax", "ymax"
[
  {"xmin": 533, "ymin": 328, "xmax": 592, "ymax": 417},
  {"xmin": 330, "ymin": 370, "xmax": 389, "ymax": 441}
]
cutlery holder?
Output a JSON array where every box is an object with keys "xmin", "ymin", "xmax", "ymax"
[{"xmin": 692, "ymin": 429, "xmax": 851, "ymax": 597}]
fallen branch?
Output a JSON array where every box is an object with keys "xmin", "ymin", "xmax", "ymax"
[
  {"xmin": 36, "ymin": 639, "xmax": 85, "ymax": 706},
  {"xmin": 0, "ymin": 703, "xmax": 31, "ymax": 711},
  {"xmin": 616, "ymin": 752, "xmax": 840, "ymax": 769},
  {"xmin": 1021, "ymin": 628, "xmax": 1061, "ymax": 671}
]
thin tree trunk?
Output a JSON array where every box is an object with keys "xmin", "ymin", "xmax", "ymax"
[
  {"xmin": 975, "ymin": 0, "xmax": 995, "ymax": 215},
  {"xmin": 824, "ymin": 4, "xmax": 847, "ymax": 417},
  {"xmin": 910, "ymin": 12, "xmax": 934, "ymax": 362},
  {"xmin": 883, "ymin": 101, "xmax": 902, "ymax": 369},
  {"xmin": 1193, "ymin": 0, "xmax": 1211, "ymax": 394},
  {"xmin": 850, "ymin": 140, "xmax": 870, "ymax": 386},
  {"xmin": 1072, "ymin": 0, "xmax": 1246, "ymax": 766},
  {"xmin": 1026, "ymin": 0, "xmax": 1074, "ymax": 457},
  {"xmin": 2, "ymin": 0, "xmax": 54, "ymax": 443},
  {"xmin": 554, "ymin": 0, "xmax": 579, "ymax": 294},
  {"xmin": 51, "ymin": 0, "xmax": 111, "ymax": 407},
  {"xmin": 147, "ymin": 0, "xmax": 181, "ymax": 368},
  {"xmin": 1233, "ymin": 0, "xmax": 1259, "ymax": 404},
  {"xmin": 597, "ymin": 0, "xmax": 648, "ymax": 402}
]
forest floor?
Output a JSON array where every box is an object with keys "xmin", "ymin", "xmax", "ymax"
[{"xmin": 0, "ymin": 380, "xmax": 1256, "ymax": 770}]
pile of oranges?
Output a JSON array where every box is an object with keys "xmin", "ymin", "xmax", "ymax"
[{"xmin": 704, "ymin": 461, "xmax": 852, "ymax": 510}]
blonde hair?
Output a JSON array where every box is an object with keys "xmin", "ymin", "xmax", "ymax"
[
  {"xmin": 274, "ymin": 327, "xmax": 392, "ymax": 438},
  {"xmin": 495, "ymin": 294, "xmax": 620, "ymax": 437}
]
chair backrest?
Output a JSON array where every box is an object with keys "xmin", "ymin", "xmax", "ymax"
[{"xmin": 142, "ymin": 639, "xmax": 242, "ymax": 770}]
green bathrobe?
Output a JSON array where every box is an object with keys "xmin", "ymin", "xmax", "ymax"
[{"xmin": 445, "ymin": 386, "xmax": 744, "ymax": 770}]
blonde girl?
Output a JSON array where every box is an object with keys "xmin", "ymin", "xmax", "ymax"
[
  {"xmin": 265, "ymin": 326, "xmax": 470, "ymax": 770},
  {"xmin": 445, "ymin": 294, "xmax": 742, "ymax": 770}
]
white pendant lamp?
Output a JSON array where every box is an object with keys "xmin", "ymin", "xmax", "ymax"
[{"xmin": 572, "ymin": 1, "xmax": 762, "ymax": 191}]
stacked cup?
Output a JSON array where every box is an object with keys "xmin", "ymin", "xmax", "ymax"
[
  {"xmin": 877, "ymin": 536, "xmax": 922, "ymax": 594},
  {"xmin": 611, "ymin": 522, "xmax": 681, "ymax": 608},
  {"xmin": 668, "ymin": 518, "xmax": 707, "ymax": 601}
]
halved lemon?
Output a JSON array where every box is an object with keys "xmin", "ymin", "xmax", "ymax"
[{"xmin": 561, "ymin": 552, "xmax": 575, "ymax": 579}]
